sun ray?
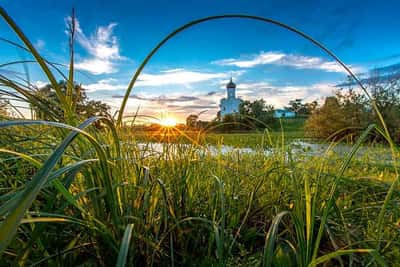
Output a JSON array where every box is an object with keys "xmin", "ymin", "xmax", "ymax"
[{"xmin": 159, "ymin": 117, "xmax": 177, "ymax": 127}]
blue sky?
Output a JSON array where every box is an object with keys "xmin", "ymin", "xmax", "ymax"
[{"xmin": 1, "ymin": 0, "xmax": 400, "ymax": 122}]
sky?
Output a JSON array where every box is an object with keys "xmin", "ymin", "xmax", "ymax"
[{"xmin": 1, "ymin": 0, "xmax": 400, "ymax": 122}]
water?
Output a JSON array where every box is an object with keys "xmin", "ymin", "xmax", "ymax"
[
  {"xmin": 134, "ymin": 140, "xmax": 394, "ymax": 163},
  {"xmin": 292, "ymin": 140, "xmax": 393, "ymax": 161}
]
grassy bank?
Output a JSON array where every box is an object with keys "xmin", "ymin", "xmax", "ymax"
[
  {"xmin": 205, "ymin": 117, "xmax": 306, "ymax": 148},
  {"xmin": 130, "ymin": 130, "xmax": 304, "ymax": 149},
  {"xmin": 128, "ymin": 117, "xmax": 307, "ymax": 149}
]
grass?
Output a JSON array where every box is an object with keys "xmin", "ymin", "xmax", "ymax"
[
  {"xmin": 2, "ymin": 125, "xmax": 399, "ymax": 266},
  {"xmin": 1, "ymin": 7, "xmax": 400, "ymax": 266},
  {"xmin": 205, "ymin": 131, "xmax": 303, "ymax": 149},
  {"xmin": 129, "ymin": 117, "xmax": 306, "ymax": 149},
  {"xmin": 130, "ymin": 131, "xmax": 304, "ymax": 149}
]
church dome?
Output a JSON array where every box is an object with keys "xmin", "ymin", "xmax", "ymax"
[{"xmin": 226, "ymin": 77, "xmax": 236, "ymax": 88}]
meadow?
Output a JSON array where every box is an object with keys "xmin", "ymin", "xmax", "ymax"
[
  {"xmin": 131, "ymin": 117, "xmax": 306, "ymax": 149},
  {"xmin": 1, "ymin": 9, "xmax": 400, "ymax": 267},
  {"xmin": 204, "ymin": 117, "xmax": 306, "ymax": 148}
]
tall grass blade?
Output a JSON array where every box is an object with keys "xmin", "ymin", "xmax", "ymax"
[
  {"xmin": 66, "ymin": 8, "xmax": 75, "ymax": 110},
  {"xmin": 116, "ymin": 223, "xmax": 134, "ymax": 267},
  {"xmin": 308, "ymin": 249, "xmax": 387, "ymax": 267},
  {"xmin": 312, "ymin": 124, "xmax": 376, "ymax": 261},
  {"xmin": 263, "ymin": 211, "xmax": 291, "ymax": 267}
]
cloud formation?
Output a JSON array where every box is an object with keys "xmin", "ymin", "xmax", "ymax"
[
  {"xmin": 233, "ymin": 81, "xmax": 335, "ymax": 108},
  {"xmin": 33, "ymin": 80, "xmax": 48, "ymax": 88},
  {"xmin": 82, "ymin": 68, "xmax": 241, "ymax": 93},
  {"xmin": 66, "ymin": 16, "xmax": 125, "ymax": 74},
  {"xmin": 83, "ymin": 78, "xmax": 126, "ymax": 92},
  {"xmin": 113, "ymin": 94, "xmax": 201, "ymax": 102},
  {"xmin": 213, "ymin": 51, "xmax": 363, "ymax": 73},
  {"xmin": 135, "ymin": 69, "xmax": 229, "ymax": 86},
  {"xmin": 104, "ymin": 89, "xmax": 221, "ymax": 121},
  {"xmin": 214, "ymin": 52, "xmax": 285, "ymax": 68},
  {"xmin": 34, "ymin": 39, "xmax": 45, "ymax": 50}
]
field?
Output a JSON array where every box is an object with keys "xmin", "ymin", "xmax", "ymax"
[
  {"xmin": 131, "ymin": 117, "xmax": 307, "ymax": 149},
  {"xmin": 1, "ymin": 9, "xmax": 400, "ymax": 267}
]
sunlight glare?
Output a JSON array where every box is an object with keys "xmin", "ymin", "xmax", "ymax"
[{"xmin": 160, "ymin": 117, "xmax": 177, "ymax": 127}]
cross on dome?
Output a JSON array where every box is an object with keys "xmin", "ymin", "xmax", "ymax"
[{"xmin": 226, "ymin": 77, "xmax": 236, "ymax": 88}]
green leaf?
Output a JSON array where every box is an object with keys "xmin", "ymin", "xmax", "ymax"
[
  {"xmin": 116, "ymin": 224, "xmax": 134, "ymax": 267},
  {"xmin": 263, "ymin": 211, "xmax": 291, "ymax": 267},
  {"xmin": 309, "ymin": 249, "xmax": 388, "ymax": 267}
]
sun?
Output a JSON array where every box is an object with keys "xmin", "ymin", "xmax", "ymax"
[{"xmin": 159, "ymin": 117, "xmax": 177, "ymax": 127}]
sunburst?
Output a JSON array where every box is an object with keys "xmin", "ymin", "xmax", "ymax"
[{"xmin": 159, "ymin": 117, "xmax": 177, "ymax": 127}]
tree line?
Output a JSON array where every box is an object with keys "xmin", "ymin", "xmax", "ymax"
[
  {"xmin": 0, "ymin": 81, "xmax": 112, "ymax": 128},
  {"xmin": 205, "ymin": 98, "xmax": 317, "ymax": 132}
]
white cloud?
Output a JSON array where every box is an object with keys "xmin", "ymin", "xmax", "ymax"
[
  {"xmin": 34, "ymin": 39, "xmax": 45, "ymax": 50},
  {"xmin": 33, "ymin": 80, "xmax": 48, "ymax": 88},
  {"xmin": 232, "ymin": 81, "xmax": 336, "ymax": 108},
  {"xmin": 136, "ymin": 69, "xmax": 229, "ymax": 86},
  {"xmin": 236, "ymin": 81, "xmax": 272, "ymax": 90},
  {"xmin": 76, "ymin": 59, "xmax": 117, "ymax": 75},
  {"xmin": 214, "ymin": 52, "xmax": 285, "ymax": 68},
  {"xmin": 160, "ymin": 68, "xmax": 185, "ymax": 73},
  {"xmin": 83, "ymin": 78, "xmax": 126, "ymax": 92},
  {"xmin": 213, "ymin": 51, "xmax": 364, "ymax": 74},
  {"xmin": 66, "ymin": 16, "xmax": 125, "ymax": 74},
  {"xmin": 81, "ymin": 68, "xmax": 245, "ymax": 93}
]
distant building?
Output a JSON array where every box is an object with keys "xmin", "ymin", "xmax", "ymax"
[
  {"xmin": 274, "ymin": 109, "xmax": 296, "ymax": 118},
  {"xmin": 219, "ymin": 78, "xmax": 242, "ymax": 117}
]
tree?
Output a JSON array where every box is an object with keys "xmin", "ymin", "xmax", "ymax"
[
  {"xmin": 186, "ymin": 114, "xmax": 198, "ymax": 128},
  {"xmin": 305, "ymin": 96, "xmax": 348, "ymax": 140},
  {"xmin": 239, "ymin": 99, "xmax": 275, "ymax": 128},
  {"xmin": 335, "ymin": 87, "xmax": 369, "ymax": 128},
  {"xmin": 287, "ymin": 99, "xmax": 303, "ymax": 114},
  {"xmin": 367, "ymin": 70, "xmax": 400, "ymax": 142},
  {"xmin": 303, "ymin": 100, "xmax": 318, "ymax": 115},
  {"xmin": 287, "ymin": 99, "xmax": 318, "ymax": 115},
  {"xmin": 33, "ymin": 81, "xmax": 111, "ymax": 124}
]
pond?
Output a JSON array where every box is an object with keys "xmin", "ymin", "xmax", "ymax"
[{"xmin": 134, "ymin": 140, "xmax": 395, "ymax": 163}]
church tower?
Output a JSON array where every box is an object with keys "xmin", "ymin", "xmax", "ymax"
[
  {"xmin": 219, "ymin": 77, "xmax": 242, "ymax": 117},
  {"xmin": 226, "ymin": 77, "xmax": 236, "ymax": 99}
]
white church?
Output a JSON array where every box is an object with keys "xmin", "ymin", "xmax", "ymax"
[
  {"xmin": 219, "ymin": 78, "xmax": 242, "ymax": 116},
  {"xmin": 218, "ymin": 77, "xmax": 296, "ymax": 118}
]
